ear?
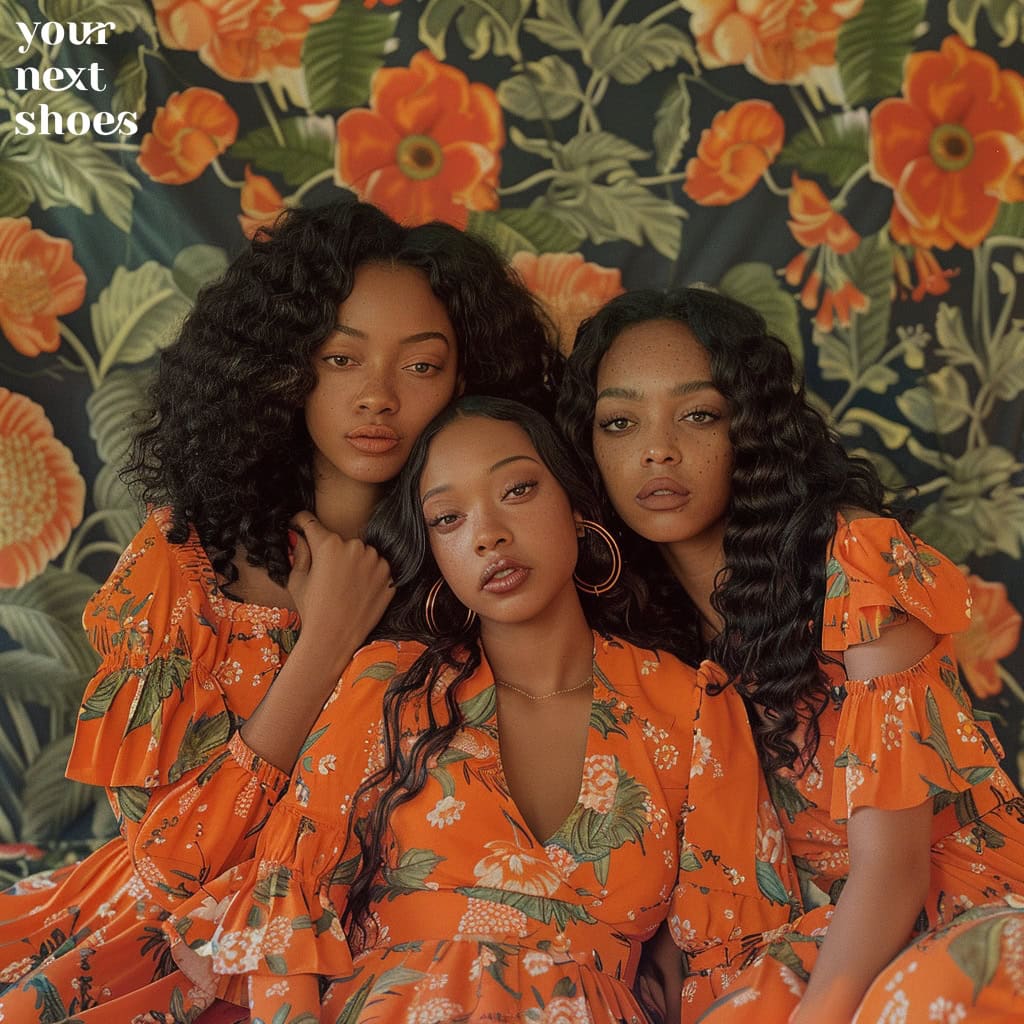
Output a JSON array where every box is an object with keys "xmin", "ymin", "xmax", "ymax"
[
  {"xmin": 455, "ymin": 372, "xmax": 466, "ymax": 398},
  {"xmin": 573, "ymin": 510, "xmax": 585, "ymax": 538}
]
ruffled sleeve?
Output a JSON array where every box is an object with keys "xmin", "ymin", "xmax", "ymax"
[
  {"xmin": 670, "ymin": 661, "xmax": 801, "ymax": 1015},
  {"xmin": 167, "ymin": 640, "xmax": 421, "ymax": 1015},
  {"xmin": 821, "ymin": 514, "xmax": 971, "ymax": 650}
]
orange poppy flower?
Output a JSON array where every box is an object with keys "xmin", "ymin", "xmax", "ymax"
[
  {"xmin": 0, "ymin": 388, "xmax": 85, "ymax": 589},
  {"xmin": 682, "ymin": 0, "xmax": 863, "ymax": 85},
  {"xmin": 138, "ymin": 88, "xmax": 239, "ymax": 186},
  {"xmin": 870, "ymin": 36, "xmax": 1024, "ymax": 250},
  {"xmin": 335, "ymin": 51, "xmax": 503, "ymax": 229},
  {"xmin": 511, "ymin": 252, "xmax": 623, "ymax": 355},
  {"xmin": 0, "ymin": 219, "xmax": 86, "ymax": 358},
  {"xmin": 238, "ymin": 167, "xmax": 286, "ymax": 238},
  {"xmin": 683, "ymin": 100, "xmax": 785, "ymax": 206},
  {"xmin": 154, "ymin": 0, "xmax": 339, "ymax": 81},
  {"xmin": 955, "ymin": 574, "xmax": 1022, "ymax": 698},
  {"xmin": 787, "ymin": 174, "xmax": 859, "ymax": 253}
]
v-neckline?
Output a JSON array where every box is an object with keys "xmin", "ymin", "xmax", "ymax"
[{"xmin": 483, "ymin": 634, "xmax": 604, "ymax": 849}]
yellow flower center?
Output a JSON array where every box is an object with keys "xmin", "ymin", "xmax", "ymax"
[
  {"xmin": 0, "ymin": 259, "xmax": 52, "ymax": 317},
  {"xmin": 0, "ymin": 433, "xmax": 57, "ymax": 547},
  {"xmin": 929, "ymin": 123, "xmax": 974, "ymax": 172},
  {"xmin": 397, "ymin": 134, "xmax": 444, "ymax": 180}
]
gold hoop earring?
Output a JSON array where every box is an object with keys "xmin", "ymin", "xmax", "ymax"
[
  {"xmin": 424, "ymin": 578, "xmax": 477, "ymax": 634},
  {"xmin": 573, "ymin": 519, "xmax": 622, "ymax": 596}
]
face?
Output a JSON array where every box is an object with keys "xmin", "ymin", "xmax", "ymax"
[
  {"xmin": 591, "ymin": 319, "xmax": 733, "ymax": 549},
  {"xmin": 305, "ymin": 262, "xmax": 459, "ymax": 487},
  {"xmin": 419, "ymin": 417, "xmax": 582, "ymax": 627}
]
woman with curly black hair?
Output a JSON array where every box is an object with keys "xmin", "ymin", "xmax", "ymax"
[
  {"xmin": 557, "ymin": 288, "xmax": 1024, "ymax": 1023},
  {"xmin": 0, "ymin": 201, "xmax": 561, "ymax": 1024},
  {"xmin": 166, "ymin": 395, "xmax": 698, "ymax": 1022}
]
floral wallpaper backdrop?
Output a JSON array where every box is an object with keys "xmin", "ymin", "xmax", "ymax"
[{"xmin": 0, "ymin": 0, "xmax": 1022, "ymax": 875}]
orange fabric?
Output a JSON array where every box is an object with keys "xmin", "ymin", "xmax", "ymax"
[
  {"xmin": 685, "ymin": 515, "xmax": 1024, "ymax": 1021},
  {"xmin": 0, "ymin": 509, "xmax": 298, "ymax": 1022},
  {"xmin": 167, "ymin": 636, "xmax": 697, "ymax": 1022}
]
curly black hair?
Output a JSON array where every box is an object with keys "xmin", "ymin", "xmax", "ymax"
[
  {"xmin": 124, "ymin": 199, "xmax": 561, "ymax": 586},
  {"xmin": 557, "ymin": 287, "xmax": 904, "ymax": 772},
  {"xmin": 337, "ymin": 395, "xmax": 689, "ymax": 940}
]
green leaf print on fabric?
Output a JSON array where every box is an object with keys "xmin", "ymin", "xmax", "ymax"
[
  {"xmin": 378, "ymin": 848, "xmax": 445, "ymax": 899},
  {"xmin": 948, "ymin": 911, "xmax": 1013, "ymax": 1001},
  {"xmin": 453, "ymin": 886, "xmax": 597, "ymax": 929},
  {"xmin": 836, "ymin": 0, "xmax": 927, "ymax": 104},
  {"xmin": 778, "ymin": 110, "xmax": 870, "ymax": 188},
  {"xmin": 767, "ymin": 772, "xmax": 815, "ymax": 825},
  {"xmin": 125, "ymin": 645, "xmax": 193, "ymax": 735},
  {"xmin": 497, "ymin": 56, "xmax": 583, "ymax": 120},
  {"xmin": 168, "ymin": 711, "xmax": 232, "ymax": 783},
  {"xmin": 113, "ymin": 786, "xmax": 151, "ymax": 823},
  {"xmin": 825, "ymin": 557, "xmax": 850, "ymax": 600},
  {"xmin": 421, "ymin": 0, "xmax": 531, "ymax": 61},
  {"xmin": 253, "ymin": 864, "xmax": 293, "ymax": 903},
  {"xmin": 755, "ymin": 859, "xmax": 793, "ymax": 906},
  {"xmin": 229, "ymin": 118, "xmax": 336, "ymax": 188},
  {"xmin": 467, "ymin": 208, "xmax": 585, "ymax": 256}
]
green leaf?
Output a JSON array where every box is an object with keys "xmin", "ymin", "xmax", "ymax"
[
  {"xmin": 497, "ymin": 55, "xmax": 581, "ymax": 120},
  {"xmin": 718, "ymin": 263, "xmax": 802, "ymax": 366},
  {"xmin": 467, "ymin": 207, "xmax": 584, "ymax": 256},
  {"xmin": 91, "ymin": 263, "xmax": 189, "ymax": 375},
  {"xmin": 453, "ymin": 886, "xmax": 597, "ymax": 928},
  {"xmin": 522, "ymin": 0, "xmax": 585, "ymax": 53},
  {"xmin": 653, "ymin": 74, "xmax": 692, "ymax": 175},
  {"xmin": 125, "ymin": 650, "xmax": 192, "ymax": 733},
  {"xmin": 254, "ymin": 864, "xmax": 293, "ymax": 902},
  {"xmin": 39, "ymin": 0, "xmax": 157, "ymax": 40},
  {"xmin": 777, "ymin": 110, "xmax": 870, "ymax": 188},
  {"xmin": 837, "ymin": 408, "xmax": 911, "ymax": 449},
  {"xmin": 542, "ymin": 179, "xmax": 683, "ymax": 259},
  {"xmin": 420, "ymin": 0, "xmax": 531, "ymax": 60},
  {"xmin": 0, "ymin": 568, "xmax": 101, "ymax": 675},
  {"xmin": 112, "ymin": 45, "xmax": 148, "ymax": 120},
  {"xmin": 560, "ymin": 130, "xmax": 650, "ymax": 169},
  {"xmin": 0, "ymin": 649, "xmax": 82, "ymax": 709},
  {"xmin": 171, "ymin": 244, "xmax": 229, "ymax": 302},
  {"xmin": 264, "ymin": 953, "xmax": 288, "ymax": 975},
  {"xmin": 837, "ymin": 0, "xmax": 926, "ymax": 105},
  {"xmin": 230, "ymin": 117, "xmax": 335, "ymax": 188},
  {"xmin": 948, "ymin": 913, "xmax": 1010, "ymax": 1000},
  {"xmin": 383, "ymin": 848, "xmax": 443, "ymax": 894},
  {"xmin": 840, "ymin": 230, "xmax": 894, "ymax": 369},
  {"xmin": 934, "ymin": 302, "xmax": 982, "ymax": 369},
  {"xmin": 22, "ymin": 735, "xmax": 101, "ymax": 841},
  {"xmin": 87, "ymin": 367, "xmax": 151, "ymax": 463},
  {"xmin": 2, "ymin": 135, "xmax": 138, "ymax": 232},
  {"xmin": 113, "ymin": 785, "xmax": 151, "ymax": 823},
  {"xmin": 896, "ymin": 365, "xmax": 971, "ymax": 434},
  {"xmin": 679, "ymin": 850, "xmax": 702, "ymax": 872},
  {"xmin": 0, "ymin": 165, "xmax": 31, "ymax": 217},
  {"xmin": 303, "ymin": 5, "xmax": 398, "ymax": 113},
  {"xmin": 16, "ymin": 86, "xmax": 96, "ymax": 121},
  {"xmin": 79, "ymin": 666, "xmax": 136, "ymax": 720},
  {"xmin": 0, "ymin": 0, "xmax": 33, "ymax": 67},
  {"xmin": 755, "ymin": 859, "xmax": 792, "ymax": 905},
  {"xmin": 168, "ymin": 711, "xmax": 232, "ymax": 783},
  {"xmin": 987, "ymin": 323, "xmax": 1024, "ymax": 401},
  {"xmin": 372, "ymin": 966, "xmax": 427, "ymax": 992},
  {"xmin": 591, "ymin": 22, "xmax": 695, "ymax": 84},
  {"xmin": 991, "ymin": 201, "xmax": 1024, "ymax": 237},
  {"xmin": 457, "ymin": 682, "xmax": 496, "ymax": 728},
  {"xmin": 354, "ymin": 660, "xmax": 398, "ymax": 684},
  {"xmin": 949, "ymin": 0, "xmax": 1024, "ymax": 46}
]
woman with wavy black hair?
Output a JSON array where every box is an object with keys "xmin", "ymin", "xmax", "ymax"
[
  {"xmin": 166, "ymin": 395, "xmax": 698, "ymax": 1022},
  {"xmin": 558, "ymin": 288, "xmax": 1024, "ymax": 1022},
  {"xmin": 0, "ymin": 202, "xmax": 560, "ymax": 1023}
]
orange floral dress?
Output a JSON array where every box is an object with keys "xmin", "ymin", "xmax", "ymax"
[
  {"xmin": 166, "ymin": 635, "xmax": 697, "ymax": 1023},
  {"xmin": 671, "ymin": 515, "xmax": 1024, "ymax": 1022},
  {"xmin": 0, "ymin": 508, "xmax": 299, "ymax": 1023}
]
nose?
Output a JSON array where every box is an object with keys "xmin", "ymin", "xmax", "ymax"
[
  {"xmin": 641, "ymin": 432, "xmax": 682, "ymax": 466},
  {"xmin": 356, "ymin": 372, "xmax": 398, "ymax": 415},
  {"xmin": 474, "ymin": 512, "xmax": 509, "ymax": 555}
]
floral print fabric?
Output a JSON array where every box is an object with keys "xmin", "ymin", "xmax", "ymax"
[
  {"xmin": 0, "ymin": 508, "xmax": 298, "ymax": 1022},
  {"xmin": 675, "ymin": 515, "xmax": 1024, "ymax": 1021},
  {"xmin": 167, "ymin": 636, "xmax": 697, "ymax": 1023}
]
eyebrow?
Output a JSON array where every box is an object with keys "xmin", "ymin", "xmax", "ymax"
[
  {"xmin": 420, "ymin": 454, "xmax": 541, "ymax": 505},
  {"xmin": 331, "ymin": 324, "xmax": 452, "ymax": 346},
  {"xmin": 596, "ymin": 379, "xmax": 716, "ymax": 401}
]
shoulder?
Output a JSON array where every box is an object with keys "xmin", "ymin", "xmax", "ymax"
[{"xmin": 598, "ymin": 636, "xmax": 700, "ymax": 719}]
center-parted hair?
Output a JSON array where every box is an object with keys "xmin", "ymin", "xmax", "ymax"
[
  {"xmin": 336, "ymin": 395, "xmax": 686, "ymax": 939},
  {"xmin": 124, "ymin": 199, "xmax": 562, "ymax": 586},
  {"xmin": 557, "ymin": 287, "xmax": 900, "ymax": 772}
]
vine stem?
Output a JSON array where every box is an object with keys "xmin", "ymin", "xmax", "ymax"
[
  {"xmin": 210, "ymin": 157, "xmax": 244, "ymax": 189},
  {"xmin": 760, "ymin": 168, "xmax": 789, "ymax": 197},
  {"xmin": 913, "ymin": 475, "xmax": 952, "ymax": 497},
  {"xmin": 256, "ymin": 84, "xmax": 286, "ymax": 147},
  {"xmin": 96, "ymin": 142, "xmax": 141, "ymax": 153},
  {"xmin": 641, "ymin": 0, "xmax": 687, "ymax": 27},
  {"xmin": 833, "ymin": 163, "xmax": 871, "ymax": 208},
  {"xmin": 790, "ymin": 86, "xmax": 824, "ymax": 144},
  {"xmin": 58, "ymin": 323, "xmax": 99, "ymax": 388},
  {"xmin": 62, "ymin": 510, "xmax": 129, "ymax": 571},
  {"xmin": 634, "ymin": 172, "xmax": 688, "ymax": 186},
  {"xmin": 830, "ymin": 341, "xmax": 913, "ymax": 421},
  {"xmin": 497, "ymin": 168, "xmax": 558, "ymax": 196},
  {"xmin": 997, "ymin": 664, "xmax": 1024, "ymax": 707},
  {"xmin": 290, "ymin": 167, "xmax": 335, "ymax": 204}
]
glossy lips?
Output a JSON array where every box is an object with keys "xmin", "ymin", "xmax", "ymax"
[
  {"xmin": 346, "ymin": 425, "xmax": 400, "ymax": 454},
  {"xmin": 635, "ymin": 476, "xmax": 691, "ymax": 511},
  {"xmin": 480, "ymin": 557, "xmax": 530, "ymax": 593}
]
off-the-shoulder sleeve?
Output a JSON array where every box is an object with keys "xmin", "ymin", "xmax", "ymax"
[
  {"xmin": 167, "ymin": 640, "xmax": 419, "ymax": 1015},
  {"xmin": 66, "ymin": 510, "xmax": 224, "ymax": 789},
  {"xmin": 670, "ymin": 661, "xmax": 801, "ymax": 1015},
  {"xmin": 830, "ymin": 637, "xmax": 1015, "ymax": 825},
  {"xmin": 822, "ymin": 516, "xmax": 971, "ymax": 650}
]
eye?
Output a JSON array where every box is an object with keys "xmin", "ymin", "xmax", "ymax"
[
  {"xmin": 407, "ymin": 361, "xmax": 441, "ymax": 375},
  {"xmin": 323, "ymin": 354, "xmax": 354, "ymax": 368},
  {"xmin": 502, "ymin": 479, "xmax": 537, "ymax": 500},
  {"xmin": 426, "ymin": 511, "xmax": 461, "ymax": 530},
  {"xmin": 598, "ymin": 416, "xmax": 634, "ymax": 433},
  {"xmin": 683, "ymin": 408, "xmax": 720, "ymax": 425}
]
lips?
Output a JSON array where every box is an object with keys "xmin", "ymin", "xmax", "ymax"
[
  {"xmin": 636, "ymin": 476, "xmax": 691, "ymax": 512},
  {"xmin": 346, "ymin": 425, "xmax": 400, "ymax": 455},
  {"xmin": 480, "ymin": 557, "xmax": 530, "ymax": 593}
]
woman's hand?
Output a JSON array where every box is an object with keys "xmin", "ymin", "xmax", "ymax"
[{"xmin": 287, "ymin": 512, "xmax": 394, "ymax": 678}]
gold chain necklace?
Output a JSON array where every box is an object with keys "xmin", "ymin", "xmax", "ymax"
[{"xmin": 493, "ymin": 675, "xmax": 594, "ymax": 703}]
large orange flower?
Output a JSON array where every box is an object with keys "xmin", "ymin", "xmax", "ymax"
[
  {"xmin": 870, "ymin": 36, "xmax": 1024, "ymax": 250},
  {"xmin": 0, "ymin": 388, "xmax": 85, "ymax": 589},
  {"xmin": 0, "ymin": 219, "xmax": 86, "ymax": 358},
  {"xmin": 336, "ymin": 51, "xmax": 503, "ymax": 229},
  {"xmin": 955, "ymin": 574, "xmax": 1022, "ymax": 699},
  {"xmin": 138, "ymin": 88, "xmax": 239, "ymax": 186},
  {"xmin": 682, "ymin": 0, "xmax": 864, "ymax": 85},
  {"xmin": 511, "ymin": 252, "xmax": 623, "ymax": 355},
  {"xmin": 684, "ymin": 100, "xmax": 785, "ymax": 206},
  {"xmin": 154, "ymin": 0, "xmax": 338, "ymax": 81},
  {"xmin": 238, "ymin": 166, "xmax": 286, "ymax": 238}
]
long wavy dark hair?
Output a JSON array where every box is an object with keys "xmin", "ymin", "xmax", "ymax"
[
  {"xmin": 337, "ymin": 396, "xmax": 687, "ymax": 940},
  {"xmin": 557, "ymin": 287, "xmax": 904, "ymax": 772},
  {"xmin": 123, "ymin": 199, "xmax": 561, "ymax": 586}
]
